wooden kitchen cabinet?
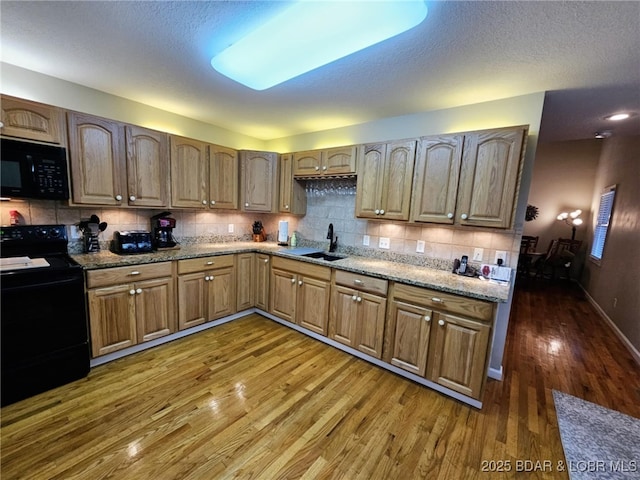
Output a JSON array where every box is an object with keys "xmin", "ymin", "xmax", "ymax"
[
  {"xmin": 279, "ymin": 153, "xmax": 306, "ymax": 215},
  {"xmin": 270, "ymin": 256, "xmax": 331, "ymax": 335},
  {"xmin": 255, "ymin": 253, "xmax": 271, "ymax": 311},
  {"xmin": 293, "ymin": 146, "xmax": 357, "ymax": 177},
  {"xmin": 236, "ymin": 252, "xmax": 254, "ymax": 311},
  {"xmin": 355, "ymin": 139, "xmax": 416, "ymax": 220},
  {"xmin": 240, "ymin": 150, "xmax": 278, "ymax": 212},
  {"xmin": 330, "ymin": 270, "xmax": 387, "ymax": 358},
  {"xmin": 1, "ymin": 95, "xmax": 65, "ymax": 144},
  {"xmin": 170, "ymin": 135, "xmax": 208, "ymax": 208},
  {"xmin": 177, "ymin": 255, "xmax": 236, "ymax": 329},
  {"xmin": 125, "ymin": 125, "xmax": 170, "ymax": 207},
  {"xmin": 86, "ymin": 262, "xmax": 175, "ymax": 357},
  {"xmin": 209, "ymin": 144, "xmax": 239, "ymax": 209},
  {"xmin": 384, "ymin": 282, "xmax": 494, "ymax": 400},
  {"xmin": 67, "ymin": 112, "xmax": 127, "ymax": 205}
]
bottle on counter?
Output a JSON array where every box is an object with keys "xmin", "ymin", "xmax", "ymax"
[{"xmin": 290, "ymin": 231, "xmax": 297, "ymax": 247}]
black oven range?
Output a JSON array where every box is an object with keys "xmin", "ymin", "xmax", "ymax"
[{"xmin": 1, "ymin": 224, "xmax": 90, "ymax": 406}]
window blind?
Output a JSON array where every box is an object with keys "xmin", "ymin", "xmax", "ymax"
[{"xmin": 590, "ymin": 185, "xmax": 616, "ymax": 262}]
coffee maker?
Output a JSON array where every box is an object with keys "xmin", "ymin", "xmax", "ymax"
[{"xmin": 151, "ymin": 212, "xmax": 178, "ymax": 249}]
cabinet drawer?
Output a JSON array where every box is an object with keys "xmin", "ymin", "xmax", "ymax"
[
  {"xmin": 391, "ymin": 282, "xmax": 494, "ymax": 321},
  {"xmin": 178, "ymin": 255, "xmax": 234, "ymax": 274},
  {"xmin": 272, "ymin": 256, "xmax": 331, "ymax": 281},
  {"xmin": 334, "ymin": 270, "xmax": 388, "ymax": 296},
  {"xmin": 87, "ymin": 262, "xmax": 173, "ymax": 288}
]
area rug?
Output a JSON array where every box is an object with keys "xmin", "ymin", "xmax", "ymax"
[{"xmin": 553, "ymin": 390, "xmax": 640, "ymax": 480}]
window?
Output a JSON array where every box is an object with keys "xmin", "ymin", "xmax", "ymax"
[{"xmin": 590, "ymin": 184, "xmax": 617, "ymax": 263}]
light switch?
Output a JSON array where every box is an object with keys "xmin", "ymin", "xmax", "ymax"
[
  {"xmin": 473, "ymin": 248, "xmax": 483, "ymax": 261},
  {"xmin": 228, "ymin": 224, "xmax": 234, "ymax": 233}
]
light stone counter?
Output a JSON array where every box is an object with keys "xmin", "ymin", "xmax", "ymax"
[{"xmin": 72, "ymin": 242, "xmax": 510, "ymax": 303}]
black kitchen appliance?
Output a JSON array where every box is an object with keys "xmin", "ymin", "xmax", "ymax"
[
  {"xmin": 151, "ymin": 211, "xmax": 177, "ymax": 249},
  {"xmin": 0, "ymin": 137, "xmax": 70, "ymax": 200},
  {"xmin": 112, "ymin": 230, "xmax": 154, "ymax": 254},
  {"xmin": 0, "ymin": 224, "xmax": 90, "ymax": 406}
]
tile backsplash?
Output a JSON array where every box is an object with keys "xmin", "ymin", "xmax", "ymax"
[{"xmin": 1, "ymin": 186, "xmax": 521, "ymax": 269}]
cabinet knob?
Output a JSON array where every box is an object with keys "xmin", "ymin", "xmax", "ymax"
[
  {"xmin": 284, "ymin": 204, "xmax": 289, "ymax": 209},
  {"xmin": 380, "ymin": 209, "xmax": 385, "ymax": 215},
  {"xmin": 356, "ymin": 296, "xmax": 362, "ymax": 302},
  {"xmin": 202, "ymin": 200, "xmax": 207, "ymax": 205},
  {"xmin": 211, "ymin": 200, "xmax": 216, "ymax": 205},
  {"xmin": 322, "ymin": 166, "xmax": 327, "ymax": 171},
  {"xmin": 291, "ymin": 278, "xmax": 296, "ymax": 283},
  {"xmin": 115, "ymin": 194, "xmax": 123, "ymax": 201},
  {"xmin": 205, "ymin": 275, "xmax": 210, "ymax": 281},
  {"xmin": 315, "ymin": 166, "xmax": 320, "ymax": 171},
  {"xmin": 136, "ymin": 288, "xmax": 142, "ymax": 294},
  {"xmin": 264, "ymin": 258, "xmax": 269, "ymax": 263},
  {"xmin": 461, "ymin": 213, "xmax": 468, "ymax": 220},
  {"xmin": 245, "ymin": 202, "xmax": 250, "ymax": 207},
  {"xmin": 438, "ymin": 319, "xmax": 445, "ymax": 326},
  {"xmin": 352, "ymin": 295, "xmax": 358, "ymax": 301},
  {"xmin": 129, "ymin": 195, "xmax": 136, "ymax": 202},
  {"xmin": 424, "ymin": 315, "xmax": 431, "ymax": 322},
  {"xmin": 447, "ymin": 212, "xmax": 454, "ymax": 219},
  {"xmin": 129, "ymin": 289, "xmax": 136, "ymax": 295},
  {"xmin": 298, "ymin": 280, "xmax": 303, "ymax": 286},
  {"xmin": 375, "ymin": 209, "xmax": 380, "ymax": 215}
]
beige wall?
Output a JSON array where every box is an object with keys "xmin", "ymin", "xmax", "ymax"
[{"xmin": 581, "ymin": 136, "xmax": 640, "ymax": 354}]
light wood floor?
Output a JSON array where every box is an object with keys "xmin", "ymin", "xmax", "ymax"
[{"xmin": 2, "ymin": 281, "xmax": 639, "ymax": 479}]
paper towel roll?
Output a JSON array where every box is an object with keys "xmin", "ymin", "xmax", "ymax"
[{"xmin": 278, "ymin": 221, "xmax": 289, "ymax": 244}]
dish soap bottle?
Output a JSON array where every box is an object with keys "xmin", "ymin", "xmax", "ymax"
[{"xmin": 290, "ymin": 231, "xmax": 297, "ymax": 247}]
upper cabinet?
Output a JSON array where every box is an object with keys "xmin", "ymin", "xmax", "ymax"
[
  {"xmin": 279, "ymin": 153, "xmax": 306, "ymax": 215},
  {"xmin": 293, "ymin": 146, "xmax": 357, "ymax": 177},
  {"xmin": 240, "ymin": 150, "xmax": 278, "ymax": 212},
  {"xmin": 125, "ymin": 125, "xmax": 170, "ymax": 208},
  {"xmin": 1, "ymin": 95, "xmax": 65, "ymax": 144},
  {"xmin": 170, "ymin": 136, "xmax": 208, "ymax": 209},
  {"xmin": 67, "ymin": 112, "xmax": 127, "ymax": 206},
  {"xmin": 355, "ymin": 139, "xmax": 416, "ymax": 221},
  {"xmin": 411, "ymin": 127, "xmax": 527, "ymax": 229},
  {"xmin": 209, "ymin": 144, "xmax": 239, "ymax": 210}
]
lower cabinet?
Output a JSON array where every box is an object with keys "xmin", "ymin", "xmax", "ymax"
[
  {"xmin": 87, "ymin": 262, "xmax": 175, "ymax": 357},
  {"xmin": 177, "ymin": 255, "xmax": 236, "ymax": 330},
  {"xmin": 269, "ymin": 256, "xmax": 331, "ymax": 335},
  {"xmin": 384, "ymin": 282, "xmax": 494, "ymax": 400},
  {"xmin": 236, "ymin": 252, "xmax": 255, "ymax": 311},
  {"xmin": 255, "ymin": 253, "xmax": 271, "ymax": 311},
  {"xmin": 330, "ymin": 270, "xmax": 387, "ymax": 359}
]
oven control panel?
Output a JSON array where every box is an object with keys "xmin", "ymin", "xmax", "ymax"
[{"xmin": 0, "ymin": 225, "xmax": 67, "ymax": 243}]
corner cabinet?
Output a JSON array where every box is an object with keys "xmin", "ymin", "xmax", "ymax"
[
  {"xmin": 240, "ymin": 150, "xmax": 278, "ymax": 212},
  {"xmin": 1, "ymin": 95, "xmax": 65, "ymax": 144},
  {"xmin": 355, "ymin": 140, "xmax": 416, "ymax": 220},
  {"xmin": 170, "ymin": 136, "xmax": 208, "ymax": 208}
]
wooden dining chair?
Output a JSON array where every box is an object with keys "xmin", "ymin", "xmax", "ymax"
[{"xmin": 537, "ymin": 238, "xmax": 583, "ymax": 280}]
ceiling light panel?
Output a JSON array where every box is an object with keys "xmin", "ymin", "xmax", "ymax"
[{"xmin": 210, "ymin": 0, "xmax": 428, "ymax": 90}]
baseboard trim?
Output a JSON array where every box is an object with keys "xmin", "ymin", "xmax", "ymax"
[
  {"xmin": 488, "ymin": 366, "xmax": 503, "ymax": 381},
  {"xmin": 580, "ymin": 286, "xmax": 640, "ymax": 367}
]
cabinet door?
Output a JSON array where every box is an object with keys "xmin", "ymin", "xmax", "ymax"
[
  {"xmin": 67, "ymin": 112, "xmax": 126, "ymax": 205},
  {"xmin": 208, "ymin": 266, "xmax": 236, "ymax": 320},
  {"xmin": 125, "ymin": 125, "xmax": 169, "ymax": 207},
  {"xmin": 236, "ymin": 253, "xmax": 255, "ymax": 311},
  {"xmin": 355, "ymin": 292, "xmax": 387, "ymax": 359},
  {"xmin": 456, "ymin": 127, "xmax": 526, "ymax": 228},
  {"xmin": 255, "ymin": 254, "xmax": 270, "ymax": 311},
  {"xmin": 88, "ymin": 284, "xmax": 137, "ymax": 357},
  {"xmin": 297, "ymin": 275, "xmax": 330, "ymax": 336},
  {"xmin": 427, "ymin": 312, "xmax": 491, "ymax": 399},
  {"xmin": 270, "ymin": 268, "xmax": 297, "ymax": 323},
  {"xmin": 293, "ymin": 150, "xmax": 322, "ymax": 176},
  {"xmin": 135, "ymin": 277, "xmax": 175, "ymax": 343},
  {"xmin": 1, "ymin": 96, "xmax": 64, "ymax": 144},
  {"xmin": 177, "ymin": 272, "xmax": 207, "ymax": 330},
  {"xmin": 240, "ymin": 150, "xmax": 278, "ymax": 212},
  {"xmin": 279, "ymin": 154, "xmax": 306, "ymax": 215},
  {"xmin": 330, "ymin": 285, "xmax": 359, "ymax": 348},
  {"xmin": 380, "ymin": 140, "xmax": 416, "ymax": 220},
  {"xmin": 170, "ymin": 136, "xmax": 208, "ymax": 208},
  {"xmin": 385, "ymin": 300, "xmax": 433, "ymax": 376},
  {"xmin": 323, "ymin": 146, "xmax": 357, "ymax": 175},
  {"xmin": 209, "ymin": 145, "xmax": 239, "ymax": 209},
  {"xmin": 411, "ymin": 135, "xmax": 464, "ymax": 224},
  {"xmin": 355, "ymin": 143, "xmax": 386, "ymax": 218}
]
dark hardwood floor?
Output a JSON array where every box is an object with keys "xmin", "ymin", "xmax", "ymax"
[{"xmin": 2, "ymin": 280, "xmax": 639, "ymax": 479}]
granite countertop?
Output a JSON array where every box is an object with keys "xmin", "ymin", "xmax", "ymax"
[{"xmin": 72, "ymin": 242, "xmax": 510, "ymax": 303}]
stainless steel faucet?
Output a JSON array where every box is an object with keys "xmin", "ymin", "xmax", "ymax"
[{"xmin": 327, "ymin": 223, "xmax": 338, "ymax": 252}]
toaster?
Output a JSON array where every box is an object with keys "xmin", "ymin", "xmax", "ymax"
[{"xmin": 112, "ymin": 230, "xmax": 154, "ymax": 255}]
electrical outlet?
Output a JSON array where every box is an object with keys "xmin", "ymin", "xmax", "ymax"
[
  {"xmin": 379, "ymin": 237, "xmax": 390, "ymax": 249},
  {"xmin": 494, "ymin": 250, "xmax": 507, "ymax": 265},
  {"xmin": 363, "ymin": 235, "xmax": 370, "ymax": 246},
  {"xmin": 416, "ymin": 240, "xmax": 425, "ymax": 253},
  {"xmin": 228, "ymin": 224, "xmax": 234, "ymax": 233},
  {"xmin": 473, "ymin": 248, "xmax": 484, "ymax": 261}
]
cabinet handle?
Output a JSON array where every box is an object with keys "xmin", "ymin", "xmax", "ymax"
[
  {"xmin": 211, "ymin": 200, "xmax": 216, "ymax": 205},
  {"xmin": 206, "ymin": 261, "xmax": 214, "ymax": 265},
  {"xmin": 129, "ymin": 195, "xmax": 136, "ymax": 202},
  {"xmin": 129, "ymin": 289, "xmax": 136, "ymax": 295},
  {"xmin": 438, "ymin": 319, "xmax": 445, "ymax": 326},
  {"xmin": 431, "ymin": 297, "xmax": 443, "ymax": 303},
  {"xmin": 115, "ymin": 194, "xmax": 123, "ymax": 201},
  {"xmin": 298, "ymin": 280, "xmax": 303, "ymax": 286},
  {"xmin": 424, "ymin": 315, "xmax": 431, "ymax": 322},
  {"xmin": 353, "ymin": 279, "xmax": 363, "ymax": 285},
  {"xmin": 136, "ymin": 288, "xmax": 142, "ymax": 294},
  {"xmin": 129, "ymin": 271, "xmax": 140, "ymax": 276},
  {"xmin": 447, "ymin": 212, "xmax": 454, "ymax": 219},
  {"xmin": 461, "ymin": 213, "xmax": 468, "ymax": 220}
]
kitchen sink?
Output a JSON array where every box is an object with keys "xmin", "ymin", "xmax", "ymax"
[{"xmin": 301, "ymin": 252, "xmax": 346, "ymax": 262}]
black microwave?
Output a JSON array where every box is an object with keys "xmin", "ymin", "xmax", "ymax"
[{"xmin": 0, "ymin": 138, "xmax": 70, "ymax": 200}]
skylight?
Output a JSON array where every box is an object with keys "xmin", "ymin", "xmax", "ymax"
[{"xmin": 211, "ymin": 0, "xmax": 429, "ymax": 90}]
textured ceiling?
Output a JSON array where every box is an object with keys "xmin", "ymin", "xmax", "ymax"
[{"xmin": 1, "ymin": 1, "xmax": 639, "ymax": 142}]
